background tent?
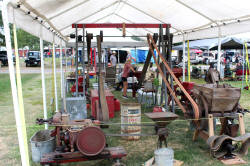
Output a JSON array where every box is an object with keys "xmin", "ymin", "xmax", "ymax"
[
  {"xmin": 173, "ymin": 37, "xmax": 250, "ymax": 50},
  {"xmin": 6, "ymin": 0, "xmax": 250, "ymax": 44}
]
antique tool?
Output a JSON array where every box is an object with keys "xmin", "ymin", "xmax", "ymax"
[
  {"xmin": 37, "ymin": 112, "xmax": 127, "ymax": 165},
  {"xmin": 147, "ymin": 33, "xmax": 250, "ymax": 160},
  {"xmin": 105, "ymin": 112, "xmax": 178, "ymax": 149},
  {"xmin": 145, "ymin": 112, "xmax": 178, "ymax": 148}
]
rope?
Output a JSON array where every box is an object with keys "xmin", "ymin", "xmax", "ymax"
[{"xmin": 0, "ymin": 115, "xmax": 240, "ymax": 128}]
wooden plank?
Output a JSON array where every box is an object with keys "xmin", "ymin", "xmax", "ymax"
[
  {"xmin": 238, "ymin": 113, "xmax": 245, "ymax": 135},
  {"xmin": 138, "ymin": 33, "xmax": 158, "ymax": 87},
  {"xmin": 208, "ymin": 114, "xmax": 214, "ymax": 137},
  {"xmin": 220, "ymin": 156, "xmax": 246, "ymax": 165},
  {"xmin": 144, "ymin": 157, "xmax": 183, "ymax": 166},
  {"xmin": 97, "ymin": 35, "xmax": 109, "ymax": 122}
]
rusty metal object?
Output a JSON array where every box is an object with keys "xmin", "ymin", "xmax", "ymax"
[
  {"xmin": 37, "ymin": 112, "xmax": 127, "ymax": 165},
  {"xmin": 193, "ymin": 84, "xmax": 241, "ymax": 113},
  {"xmin": 147, "ymin": 34, "xmax": 200, "ymax": 120},
  {"xmin": 77, "ymin": 126, "xmax": 106, "ymax": 156},
  {"xmin": 207, "ymin": 133, "xmax": 250, "ymax": 158},
  {"xmin": 40, "ymin": 146, "xmax": 127, "ymax": 165}
]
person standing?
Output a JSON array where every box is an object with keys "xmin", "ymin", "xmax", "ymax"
[
  {"xmin": 126, "ymin": 51, "xmax": 136, "ymax": 63},
  {"xmin": 110, "ymin": 51, "xmax": 117, "ymax": 67},
  {"xmin": 122, "ymin": 58, "xmax": 135, "ymax": 99}
]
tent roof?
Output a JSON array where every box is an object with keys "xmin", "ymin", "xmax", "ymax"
[
  {"xmin": 173, "ymin": 37, "xmax": 250, "ymax": 50},
  {"xmin": 6, "ymin": 0, "xmax": 250, "ymax": 45}
]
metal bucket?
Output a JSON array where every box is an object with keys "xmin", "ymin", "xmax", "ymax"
[
  {"xmin": 154, "ymin": 148, "xmax": 174, "ymax": 166},
  {"xmin": 30, "ymin": 130, "xmax": 55, "ymax": 162},
  {"xmin": 121, "ymin": 103, "xmax": 141, "ymax": 140}
]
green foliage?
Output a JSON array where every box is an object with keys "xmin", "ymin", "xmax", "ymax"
[
  {"xmin": 0, "ymin": 11, "xmax": 50, "ymax": 50},
  {"xmin": 153, "ymin": 78, "xmax": 160, "ymax": 87}
]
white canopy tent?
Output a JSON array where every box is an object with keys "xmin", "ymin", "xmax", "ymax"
[
  {"xmin": 5, "ymin": 0, "xmax": 250, "ymax": 44},
  {"xmin": 3, "ymin": 1, "xmax": 250, "ymax": 165}
]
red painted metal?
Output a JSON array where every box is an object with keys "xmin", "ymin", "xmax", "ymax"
[
  {"xmin": 114, "ymin": 98, "xmax": 120, "ymax": 112},
  {"xmin": 77, "ymin": 127, "xmax": 106, "ymax": 156},
  {"xmin": 91, "ymin": 89, "xmax": 115, "ymax": 118},
  {"xmin": 236, "ymin": 69, "xmax": 250, "ymax": 76},
  {"xmin": 72, "ymin": 23, "xmax": 171, "ymax": 28},
  {"xmin": 90, "ymin": 48, "xmax": 93, "ymax": 65},
  {"xmin": 182, "ymin": 82, "xmax": 194, "ymax": 93},
  {"xmin": 153, "ymin": 106, "xmax": 163, "ymax": 113},
  {"xmin": 40, "ymin": 147, "xmax": 127, "ymax": 164},
  {"xmin": 71, "ymin": 76, "xmax": 84, "ymax": 93}
]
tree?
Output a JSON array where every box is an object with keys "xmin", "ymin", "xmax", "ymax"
[{"xmin": 0, "ymin": 11, "xmax": 51, "ymax": 50}]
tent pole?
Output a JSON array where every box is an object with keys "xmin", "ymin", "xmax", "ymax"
[
  {"xmin": 75, "ymin": 24, "xmax": 79, "ymax": 96},
  {"xmin": 217, "ymin": 26, "xmax": 222, "ymax": 75},
  {"xmin": 82, "ymin": 26, "xmax": 86, "ymax": 96},
  {"xmin": 64, "ymin": 47, "xmax": 67, "ymax": 73},
  {"xmin": 53, "ymin": 35, "xmax": 58, "ymax": 112},
  {"xmin": 40, "ymin": 25, "xmax": 48, "ymax": 129},
  {"xmin": 182, "ymin": 34, "xmax": 186, "ymax": 82},
  {"xmin": 2, "ymin": 2, "xmax": 30, "ymax": 165},
  {"xmin": 242, "ymin": 43, "xmax": 245, "ymax": 89},
  {"xmin": 135, "ymin": 46, "xmax": 137, "ymax": 64},
  {"xmin": 60, "ymin": 40, "xmax": 63, "ymax": 98},
  {"xmin": 13, "ymin": 11, "xmax": 30, "ymax": 166},
  {"xmin": 187, "ymin": 40, "xmax": 191, "ymax": 82}
]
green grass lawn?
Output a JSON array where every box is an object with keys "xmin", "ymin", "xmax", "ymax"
[{"xmin": 0, "ymin": 73, "xmax": 249, "ymax": 166}]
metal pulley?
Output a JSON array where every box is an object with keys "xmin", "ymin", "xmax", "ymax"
[{"xmin": 76, "ymin": 126, "xmax": 106, "ymax": 156}]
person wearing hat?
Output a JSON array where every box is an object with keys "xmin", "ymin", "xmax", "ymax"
[
  {"xmin": 122, "ymin": 58, "xmax": 135, "ymax": 99},
  {"xmin": 110, "ymin": 51, "xmax": 117, "ymax": 67}
]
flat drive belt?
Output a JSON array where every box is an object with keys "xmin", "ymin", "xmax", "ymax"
[
  {"xmin": 105, "ymin": 133, "xmax": 156, "ymax": 137},
  {"xmin": 207, "ymin": 133, "xmax": 250, "ymax": 158}
]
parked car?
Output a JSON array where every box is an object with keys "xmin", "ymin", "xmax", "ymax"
[
  {"xmin": 0, "ymin": 51, "xmax": 16, "ymax": 66},
  {"xmin": 25, "ymin": 51, "xmax": 41, "ymax": 67},
  {"xmin": 202, "ymin": 52, "xmax": 216, "ymax": 64}
]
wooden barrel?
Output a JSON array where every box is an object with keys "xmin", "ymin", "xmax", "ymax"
[{"xmin": 121, "ymin": 103, "xmax": 141, "ymax": 140}]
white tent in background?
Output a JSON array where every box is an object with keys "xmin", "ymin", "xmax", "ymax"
[
  {"xmin": 5, "ymin": 0, "xmax": 250, "ymax": 44},
  {"xmin": 3, "ymin": 1, "xmax": 250, "ymax": 165}
]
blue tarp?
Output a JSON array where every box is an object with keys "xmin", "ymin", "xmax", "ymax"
[{"xmin": 131, "ymin": 49, "xmax": 157, "ymax": 63}]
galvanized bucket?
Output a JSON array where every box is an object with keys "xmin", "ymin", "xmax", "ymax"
[
  {"xmin": 30, "ymin": 130, "xmax": 55, "ymax": 162},
  {"xmin": 154, "ymin": 148, "xmax": 174, "ymax": 166}
]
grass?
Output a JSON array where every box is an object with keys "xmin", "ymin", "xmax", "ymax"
[{"xmin": 0, "ymin": 73, "xmax": 250, "ymax": 166}]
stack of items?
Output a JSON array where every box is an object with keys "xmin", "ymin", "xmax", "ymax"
[{"xmin": 105, "ymin": 66, "xmax": 116, "ymax": 85}]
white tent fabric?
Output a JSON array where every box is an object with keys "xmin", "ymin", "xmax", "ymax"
[{"xmin": 7, "ymin": 0, "xmax": 250, "ymax": 44}]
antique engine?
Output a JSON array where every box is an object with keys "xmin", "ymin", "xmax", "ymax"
[{"xmin": 37, "ymin": 112, "xmax": 126, "ymax": 165}]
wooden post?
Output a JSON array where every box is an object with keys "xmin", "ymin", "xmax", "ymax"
[
  {"xmin": 238, "ymin": 113, "xmax": 245, "ymax": 135},
  {"xmin": 208, "ymin": 114, "xmax": 214, "ymax": 137}
]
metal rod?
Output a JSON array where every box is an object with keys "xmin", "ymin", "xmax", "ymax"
[
  {"xmin": 162, "ymin": 28, "xmax": 168, "ymax": 110},
  {"xmin": 53, "ymin": 36, "xmax": 58, "ymax": 112},
  {"xmin": 79, "ymin": 35, "xmax": 149, "ymax": 38},
  {"xmin": 75, "ymin": 24, "xmax": 79, "ymax": 96},
  {"xmin": 2, "ymin": 2, "xmax": 30, "ymax": 165},
  {"xmin": 60, "ymin": 40, "xmax": 63, "ymax": 98},
  {"xmin": 217, "ymin": 26, "xmax": 222, "ymax": 76},
  {"xmin": 242, "ymin": 43, "xmax": 245, "ymax": 89},
  {"xmin": 182, "ymin": 34, "xmax": 186, "ymax": 82},
  {"xmin": 73, "ymin": 23, "xmax": 171, "ymax": 29},
  {"xmin": 82, "ymin": 26, "xmax": 86, "ymax": 96},
  {"xmin": 156, "ymin": 25, "xmax": 162, "ymax": 105},
  {"xmin": 40, "ymin": 25, "xmax": 48, "ymax": 129},
  {"xmin": 167, "ymin": 29, "xmax": 174, "ymax": 113}
]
